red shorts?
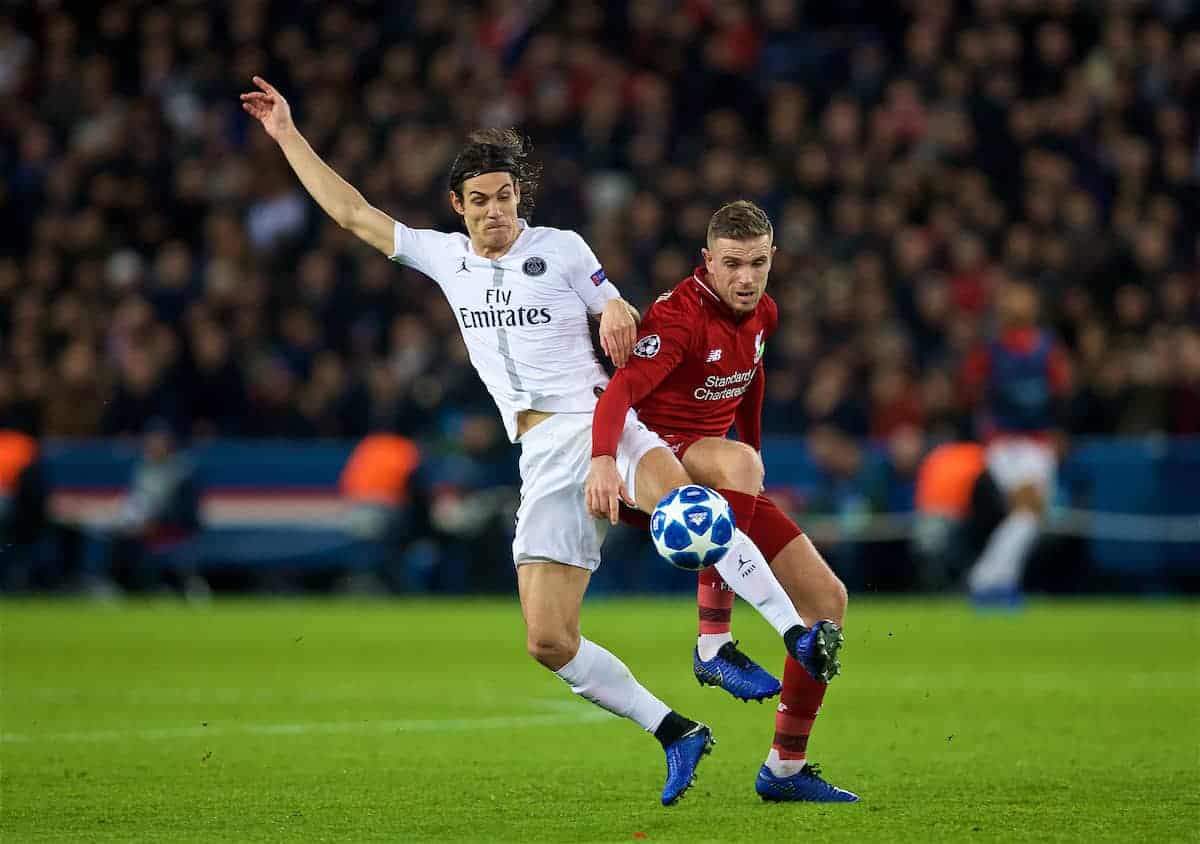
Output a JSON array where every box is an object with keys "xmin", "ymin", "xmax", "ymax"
[
  {"xmin": 619, "ymin": 492, "xmax": 803, "ymax": 563},
  {"xmin": 658, "ymin": 431, "xmax": 708, "ymax": 459}
]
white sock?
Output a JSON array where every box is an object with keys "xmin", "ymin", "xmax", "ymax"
[
  {"xmin": 697, "ymin": 632, "xmax": 732, "ymax": 662},
  {"xmin": 967, "ymin": 511, "xmax": 1039, "ymax": 593},
  {"xmin": 712, "ymin": 530, "xmax": 806, "ymax": 636},
  {"xmin": 554, "ymin": 637, "xmax": 671, "ymax": 733},
  {"xmin": 765, "ymin": 747, "xmax": 807, "ymax": 777}
]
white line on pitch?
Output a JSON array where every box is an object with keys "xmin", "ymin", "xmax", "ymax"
[{"xmin": 0, "ymin": 711, "xmax": 612, "ymax": 745}]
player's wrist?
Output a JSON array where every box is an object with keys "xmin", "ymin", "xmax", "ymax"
[{"xmin": 275, "ymin": 122, "xmax": 302, "ymax": 147}]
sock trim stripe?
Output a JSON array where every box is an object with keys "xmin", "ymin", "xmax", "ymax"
[
  {"xmin": 772, "ymin": 732, "xmax": 810, "ymax": 755},
  {"xmin": 698, "ymin": 607, "xmax": 732, "ymax": 622}
]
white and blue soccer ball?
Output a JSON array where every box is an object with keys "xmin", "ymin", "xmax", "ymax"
[{"xmin": 650, "ymin": 485, "xmax": 736, "ymax": 571}]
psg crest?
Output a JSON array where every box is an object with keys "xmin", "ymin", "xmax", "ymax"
[{"xmin": 523, "ymin": 257, "xmax": 547, "ymax": 276}]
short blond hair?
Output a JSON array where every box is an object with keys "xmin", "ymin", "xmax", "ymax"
[{"xmin": 707, "ymin": 200, "xmax": 773, "ymax": 246}]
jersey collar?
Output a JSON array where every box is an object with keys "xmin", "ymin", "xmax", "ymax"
[{"xmin": 691, "ymin": 267, "xmax": 745, "ymax": 320}]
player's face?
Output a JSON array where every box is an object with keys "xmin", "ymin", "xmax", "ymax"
[
  {"xmin": 999, "ymin": 284, "xmax": 1038, "ymax": 327},
  {"xmin": 451, "ymin": 172, "xmax": 521, "ymax": 253},
  {"xmin": 702, "ymin": 235, "xmax": 775, "ymax": 314}
]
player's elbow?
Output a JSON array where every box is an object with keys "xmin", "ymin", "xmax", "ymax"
[{"xmin": 337, "ymin": 195, "xmax": 369, "ymax": 232}]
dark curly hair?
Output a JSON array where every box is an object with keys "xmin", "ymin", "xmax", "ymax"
[{"xmin": 447, "ymin": 129, "xmax": 541, "ymax": 218}]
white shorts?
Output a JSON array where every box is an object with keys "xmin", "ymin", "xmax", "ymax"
[
  {"xmin": 986, "ymin": 438, "xmax": 1056, "ymax": 494},
  {"xmin": 512, "ymin": 409, "xmax": 665, "ymax": 571}
]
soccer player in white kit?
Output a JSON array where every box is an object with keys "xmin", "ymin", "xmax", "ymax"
[{"xmin": 241, "ymin": 76, "xmax": 828, "ymax": 805}]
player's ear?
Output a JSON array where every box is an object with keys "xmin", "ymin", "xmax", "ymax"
[
  {"xmin": 701, "ymin": 246, "xmax": 713, "ymax": 270},
  {"xmin": 448, "ymin": 191, "xmax": 465, "ymax": 217}
]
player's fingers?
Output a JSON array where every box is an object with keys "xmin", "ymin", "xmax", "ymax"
[
  {"xmin": 619, "ymin": 482, "xmax": 635, "ymax": 508},
  {"xmin": 608, "ymin": 328, "xmax": 629, "ymax": 367},
  {"xmin": 252, "ymin": 75, "xmax": 275, "ymax": 94},
  {"xmin": 607, "ymin": 490, "xmax": 619, "ymax": 525},
  {"xmin": 590, "ymin": 486, "xmax": 606, "ymax": 521},
  {"xmin": 616, "ymin": 329, "xmax": 634, "ymax": 365},
  {"xmin": 606, "ymin": 331, "xmax": 624, "ymax": 366}
]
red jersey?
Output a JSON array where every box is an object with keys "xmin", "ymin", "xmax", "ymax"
[{"xmin": 592, "ymin": 268, "xmax": 777, "ymax": 457}]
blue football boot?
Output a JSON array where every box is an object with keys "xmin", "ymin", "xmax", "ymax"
[
  {"xmin": 785, "ymin": 620, "xmax": 844, "ymax": 683},
  {"xmin": 694, "ymin": 641, "xmax": 782, "ymax": 702},
  {"xmin": 756, "ymin": 762, "xmax": 860, "ymax": 803},
  {"xmin": 661, "ymin": 723, "xmax": 715, "ymax": 806}
]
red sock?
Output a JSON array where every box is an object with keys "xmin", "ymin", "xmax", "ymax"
[
  {"xmin": 772, "ymin": 655, "xmax": 828, "ymax": 763},
  {"xmin": 697, "ymin": 566, "xmax": 734, "ymax": 634}
]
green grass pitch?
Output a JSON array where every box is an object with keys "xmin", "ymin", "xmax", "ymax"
[{"xmin": 2, "ymin": 597, "xmax": 1197, "ymax": 842}]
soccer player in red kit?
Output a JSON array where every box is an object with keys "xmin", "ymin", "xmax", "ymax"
[{"xmin": 586, "ymin": 201, "xmax": 858, "ymax": 802}]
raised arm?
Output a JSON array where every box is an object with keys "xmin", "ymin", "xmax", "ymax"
[{"xmin": 241, "ymin": 76, "xmax": 394, "ymax": 256}]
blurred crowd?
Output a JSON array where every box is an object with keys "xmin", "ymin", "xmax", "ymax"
[{"xmin": 2, "ymin": 0, "xmax": 1199, "ymax": 456}]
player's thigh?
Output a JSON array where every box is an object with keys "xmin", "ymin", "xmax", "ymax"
[
  {"xmin": 631, "ymin": 446, "xmax": 692, "ymax": 514},
  {"xmin": 680, "ymin": 437, "xmax": 764, "ymax": 494},
  {"xmin": 517, "ymin": 560, "xmax": 589, "ymax": 634},
  {"xmin": 986, "ymin": 440, "xmax": 1055, "ymax": 500},
  {"xmin": 514, "ymin": 413, "xmax": 604, "ymax": 572}
]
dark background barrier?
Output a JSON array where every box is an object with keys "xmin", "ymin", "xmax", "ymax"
[{"xmin": 3, "ymin": 436, "xmax": 1193, "ymax": 596}]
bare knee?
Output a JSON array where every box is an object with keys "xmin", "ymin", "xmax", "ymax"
[
  {"xmin": 526, "ymin": 630, "xmax": 580, "ymax": 671},
  {"xmin": 709, "ymin": 443, "xmax": 764, "ymax": 493},
  {"xmin": 1009, "ymin": 483, "xmax": 1044, "ymax": 514}
]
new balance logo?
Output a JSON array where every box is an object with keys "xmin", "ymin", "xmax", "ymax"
[{"xmin": 706, "ymin": 348, "xmax": 722, "ymax": 363}]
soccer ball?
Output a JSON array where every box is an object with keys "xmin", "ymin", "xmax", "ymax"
[{"xmin": 650, "ymin": 485, "xmax": 736, "ymax": 571}]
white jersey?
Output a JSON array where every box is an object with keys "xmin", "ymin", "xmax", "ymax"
[{"xmin": 390, "ymin": 220, "xmax": 619, "ymax": 441}]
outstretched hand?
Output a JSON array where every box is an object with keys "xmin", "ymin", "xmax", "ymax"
[{"xmin": 240, "ymin": 76, "xmax": 294, "ymax": 141}]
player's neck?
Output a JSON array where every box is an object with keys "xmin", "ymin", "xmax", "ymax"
[
  {"xmin": 473, "ymin": 239, "xmax": 513, "ymax": 260},
  {"xmin": 470, "ymin": 228, "xmax": 521, "ymax": 260}
]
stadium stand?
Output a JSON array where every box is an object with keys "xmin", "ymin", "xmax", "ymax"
[{"xmin": 0, "ymin": 2, "xmax": 1196, "ymax": 592}]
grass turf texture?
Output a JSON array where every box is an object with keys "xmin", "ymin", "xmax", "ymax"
[{"xmin": 2, "ymin": 598, "xmax": 1197, "ymax": 843}]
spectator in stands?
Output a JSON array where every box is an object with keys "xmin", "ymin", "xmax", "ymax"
[{"xmin": 109, "ymin": 418, "xmax": 205, "ymax": 596}]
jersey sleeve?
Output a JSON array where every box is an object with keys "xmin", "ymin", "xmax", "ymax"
[
  {"xmin": 389, "ymin": 221, "xmax": 454, "ymax": 280},
  {"xmin": 591, "ymin": 292, "xmax": 698, "ymax": 457},
  {"xmin": 734, "ymin": 366, "xmax": 765, "ymax": 451},
  {"xmin": 563, "ymin": 231, "xmax": 620, "ymax": 315}
]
